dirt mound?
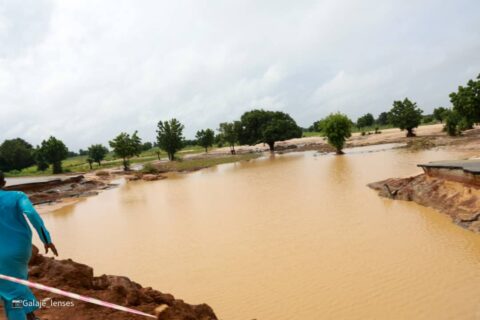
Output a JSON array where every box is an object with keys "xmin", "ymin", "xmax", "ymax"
[
  {"xmin": 5, "ymin": 176, "xmax": 116, "ymax": 206},
  {"xmin": 0, "ymin": 246, "xmax": 217, "ymax": 320},
  {"xmin": 368, "ymin": 174, "xmax": 480, "ymax": 232}
]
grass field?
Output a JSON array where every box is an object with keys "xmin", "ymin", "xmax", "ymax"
[
  {"xmin": 4, "ymin": 145, "xmax": 208, "ymax": 177},
  {"xmin": 151, "ymin": 153, "xmax": 261, "ymax": 172}
]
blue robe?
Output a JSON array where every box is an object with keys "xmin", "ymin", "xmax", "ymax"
[{"xmin": 0, "ymin": 190, "xmax": 52, "ymax": 320}]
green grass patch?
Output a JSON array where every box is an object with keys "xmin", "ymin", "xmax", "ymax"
[{"xmin": 153, "ymin": 153, "xmax": 261, "ymax": 172}]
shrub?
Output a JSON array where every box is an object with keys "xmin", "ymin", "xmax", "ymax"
[
  {"xmin": 444, "ymin": 111, "xmax": 461, "ymax": 136},
  {"xmin": 142, "ymin": 163, "xmax": 159, "ymax": 174},
  {"xmin": 322, "ymin": 113, "xmax": 353, "ymax": 154}
]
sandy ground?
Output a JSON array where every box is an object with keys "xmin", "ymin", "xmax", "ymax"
[{"xmin": 192, "ymin": 124, "xmax": 480, "ymax": 156}]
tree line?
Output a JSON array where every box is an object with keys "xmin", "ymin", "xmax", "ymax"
[
  {"xmin": 110, "ymin": 109, "xmax": 303, "ymax": 170},
  {"xmin": 1, "ymin": 74, "xmax": 478, "ymax": 173},
  {"xmin": 0, "ymin": 109, "xmax": 303, "ymax": 173},
  {"xmin": 308, "ymin": 74, "xmax": 479, "ymax": 153}
]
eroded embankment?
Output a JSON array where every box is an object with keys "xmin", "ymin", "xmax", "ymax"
[
  {"xmin": 0, "ymin": 246, "xmax": 217, "ymax": 320},
  {"xmin": 4, "ymin": 175, "xmax": 115, "ymax": 205},
  {"xmin": 368, "ymin": 174, "xmax": 480, "ymax": 232}
]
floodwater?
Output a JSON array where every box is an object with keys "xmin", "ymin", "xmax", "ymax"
[{"xmin": 37, "ymin": 146, "xmax": 480, "ymax": 319}]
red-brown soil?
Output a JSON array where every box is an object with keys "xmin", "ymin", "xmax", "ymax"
[{"xmin": 0, "ymin": 246, "xmax": 217, "ymax": 320}]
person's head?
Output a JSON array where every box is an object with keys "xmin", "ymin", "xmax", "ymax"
[{"xmin": 0, "ymin": 171, "xmax": 5, "ymax": 188}]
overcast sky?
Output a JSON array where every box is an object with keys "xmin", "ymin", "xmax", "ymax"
[{"xmin": 1, "ymin": 0, "xmax": 479, "ymax": 150}]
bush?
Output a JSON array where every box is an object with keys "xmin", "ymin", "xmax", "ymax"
[
  {"xmin": 322, "ymin": 113, "xmax": 353, "ymax": 154},
  {"xmin": 142, "ymin": 163, "xmax": 159, "ymax": 174},
  {"xmin": 422, "ymin": 115, "xmax": 435, "ymax": 124},
  {"xmin": 444, "ymin": 111, "xmax": 461, "ymax": 136},
  {"xmin": 458, "ymin": 118, "xmax": 474, "ymax": 131}
]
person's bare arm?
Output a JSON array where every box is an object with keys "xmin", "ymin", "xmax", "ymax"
[{"xmin": 44, "ymin": 243, "xmax": 59, "ymax": 256}]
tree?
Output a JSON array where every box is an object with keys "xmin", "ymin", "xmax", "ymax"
[
  {"xmin": 87, "ymin": 144, "xmax": 109, "ymax": 166},
  {"xmin": 450, "ymin": 74, "xmax": 480, "ymax": 125},
  {"xmin": 214, "ymin": 134, "xmax": 224, "ymax": 148},
  {"xmin": 34, "ymin": 147, "xmax": 49, "ymax": 171},
  {"xmin": 310, "ymin": 119, "xmax": 328, "ymax": 132},
  {"xmin": 433, "ymin": 107, "xmax": 448, "ymax": 123},
  {"xmin": 109, "ymin": 131, "xmax": 142, "ymax": 170},
  {"xmin": 387, "ymin": 98, "xmax": 423, "ymax": 137},
  {"xmin": 157, "ymin": 119, "xmax": 184, "ymax": 161},
  {"xmin": 196, "ymin": 129, "xmax": 215, "ymax": 152},
  {"xmin": 422, "ymin": 114, "xmax": 434, "ymax": 124},
  {"xmin": 356, "ymin": 113, "xmax": 375, "ymax": 128},
  {"xmin": 0, "ymin": 138, "xmax": 35, "ymax": 172},
  {"xmin": 443, "ymin": 110, "xmax": 461, "ymax": 136},
  {"xmin": 322, "ymin": 113, "xmax": 352, "ymax": 154},
  {"xmin": 376, "ymin": 112, "xmax": 389, "ymax": 126},
  {"xmin": 239, "ymin": 109, "xmax": 302, "ymax": 152},
  {"xmin": 153, "ymin": 148, "xmax": 161, "ymax": 160},
  {"xmin": 142, "ymin": 142, "xmax": 153, "ymax": 151},
  {"xmin": 38, "ymin": 136, "xmax": 69, "ymax": 174},
  {"xmin": 87, "ymin": 158, "xmax": 94, "ymax": 170},
  {"xmin": 218, "ymin": 121, "xmax": 242, "ymax": 153}
]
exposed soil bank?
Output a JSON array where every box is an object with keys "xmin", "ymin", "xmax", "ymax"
[
  {"xmin": 0, "ymin": 246, "xmax": 217, "ymax": 320},
  {"xmin": 4, "ymin": 175, "xmax": 115, "ymax": 205},
  {"xmin": 368, "ymin": 174, "xmax": 480, "ymax": 232}
]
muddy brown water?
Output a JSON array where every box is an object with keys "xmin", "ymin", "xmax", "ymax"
[{"xmin": 36, "ymin": 145, "xmax": 480, "ymax": 319}]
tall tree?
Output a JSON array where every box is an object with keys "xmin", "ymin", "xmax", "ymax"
[
  {"xmin": 38, "ymin": 136, "xmax": 69, "ymax": 174},
  {"xmin": 376, "ymin": 112, "xmax": 389, "ymax": 126},
  {"xmin": 87, "ymin": 144, "xmax": 109, "ymax": 166},
  {"xmin": 0, "ymin": 138, "xmax": 35, "ymax": 172},
  {"xmin": 218, "ymin": 121, "xmax": 242, "ymax": 154},
  {"xmin": 109, "ymin": 131, "xmax": 142, "ymax": 170},
  {"xmin": 34, "ymin": 147, "xmax": 49, "ymax": 171},
  {"xmin": 322, "ymin": 113, "xmax": 352, "ymax": 154},
  {"xmin": 356, "ymin": 113, "xmax": 375, "ymax": 128},
  {"xmin": 196, "ymin": 129, "xmax": 215, "ymax": 152},
  {"xmin": 239, "ymin": 109, "xmax": 302, "ymax": 152},
  {"xmin": 449, "ymin": 74, "xmax": 480, "ymax": 127},
  {"xmin": 433, "ymin": 107, "xmax": 448, "ymax": 123},
  {"xmin": 157, "ymin": 119, "xmax": 185, "ymax": 161},
  {"xmin": 387, "ymin": 98, "xmax": 423, "ymax": 137}
]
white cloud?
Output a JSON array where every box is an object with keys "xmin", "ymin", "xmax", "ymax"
[{"xmin": 0, "ymin": 0, "xmax": 479, "ymax": 149}]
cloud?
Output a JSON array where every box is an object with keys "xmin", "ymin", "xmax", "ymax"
[{"xmin": 0, "ymin": 0, "xmax": 479, "ymax": 150}]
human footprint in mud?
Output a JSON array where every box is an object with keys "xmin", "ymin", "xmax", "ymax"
[{"xmin": 0, "ymin": 172, "xmax": 58, "ymax": 320}]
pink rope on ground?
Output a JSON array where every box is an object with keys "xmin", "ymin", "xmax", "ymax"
[{"xmin": 0, "ymin": 274, "xmax": 156, "ymax": 318}]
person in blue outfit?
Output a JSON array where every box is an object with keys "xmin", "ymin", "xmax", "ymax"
[{"xmin": 0, "ymin": 171, "xmax": 58, "ymax": 320}]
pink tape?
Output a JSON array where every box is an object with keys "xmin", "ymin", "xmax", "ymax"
[{"xmin": 0, "ymin": 274, "xmax": 156, "ymax": 318}]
